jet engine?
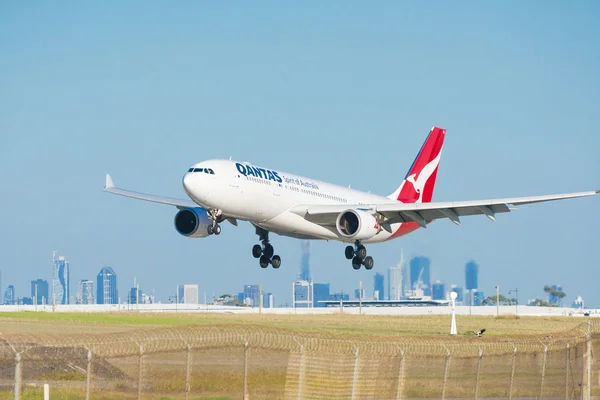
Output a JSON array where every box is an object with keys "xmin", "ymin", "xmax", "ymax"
[
  {"xmin": 336, "ymin": 209, "xmax": 380, "ymax": 240},
  {"xmin": 174, "ymin": 208, "xmax": 212, "ymax": 238}
]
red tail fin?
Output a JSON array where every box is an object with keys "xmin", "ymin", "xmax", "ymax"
[{"xmin": 388, "ymin": 127, "xmax": 446, "ymax": 203}]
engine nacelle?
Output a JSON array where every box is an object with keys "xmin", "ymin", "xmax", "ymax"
[
  {"xmin": 336, "ymin": 209, "xmax": 380, "ymax": 240},
  {"xmin": 174, "ymin": 208, "xmax": 212, "ymax": 238}
]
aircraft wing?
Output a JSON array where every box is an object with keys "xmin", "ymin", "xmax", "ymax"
[
  {"xmin": 103, "ymin": 174, "xmax": 198, "ymax": 209},
  {"xmin": 290, "ymin": 190, "xmax": 600, "ymax": 228}
]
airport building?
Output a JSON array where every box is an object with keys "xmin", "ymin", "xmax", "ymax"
[
  {"xmin": 77, "ymin": 280, "xmax": 94, "ymax": 304},
  {"xmin": 52, "ymin": 253, "xmax": 70, "ymax": 305},
  {"xmin": 97, "ymin": 266, "xmax": 118, "ymax": 304},
  {"xmin": 31, "ymin": 279, "xmax": 49, "ymax": 305},
  {"xmin": 321, "ymin": 298, "xmax": 449, "ymax": 308}
]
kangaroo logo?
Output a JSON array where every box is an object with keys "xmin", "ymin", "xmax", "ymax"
[{"xmin": 398, "ymin": 150, "xmax": 442, "ymax": 203}]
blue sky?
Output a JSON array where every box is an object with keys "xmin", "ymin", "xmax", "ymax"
[{"xmin": 1, "ymin": 1, "xmax": 599, "ymax": 306}]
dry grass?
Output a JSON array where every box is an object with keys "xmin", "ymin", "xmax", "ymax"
[{"xmin": 0, "ymin": 311, "xmax": 584, "ymax": 338}]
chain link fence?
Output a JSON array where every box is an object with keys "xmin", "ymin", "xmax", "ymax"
[{"xmin": 0, "ymin": 320, "xmax": 598, "ymax": 399}]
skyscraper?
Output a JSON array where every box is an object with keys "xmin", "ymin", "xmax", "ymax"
[
  {"xmin": 388, "ymin": 251, "xmax": 404, "ymax": 300},
  {"xmin": 130, "ymin": 287, "xmax": 144, "ymax": 304},
  {"xmin": 313, "ymin": 283, "xmax": 330, "ymax": 308},
  {"xmin": 300, "ymin": 241, "xmax": 311, "ymax": 282},
  {"xmin": 293, "ymin": 281, "xmax": 313, "ymax": 308},
  {"xmin": 432, "ymin": 280, "xmax": 445, "ymax": 300},
  {"xmin": 31, "ymin": 279, "xmax": 49, "ymax": 305},
  {"xmin": 373, "ymin": 273, "xmax": 384, "ymax": 300},
  {"xmin": 97, "ymin": 266, "xmax": 118, "ymax": 304},
  {"xmin": 451, "ymin": 285, "xmax": 464, "ymax": 303},
  {"xmin": 243, "ymin": 284, "xmax": 261, "ymax": 307},
  {"xmin": 178, "ymin": 284, "xmax": 199, "ymax": 304},
  {"xmin": 410, "ymin": 256, "xmax": 431, "ymax": 296},
  {"xmin": 3, "ymin": 285, "xmax": 15, "ymax": 305},
  {"xmin": 465, "ymin": 260, "xmax": 479, "ymax": 291},
  {"xmin": 52, "ymin": 252, "xmax": 70, "ymax": 305},
  {"xmin": 78, "ymin": 280, "xmax": 94, "ymax": 304}
]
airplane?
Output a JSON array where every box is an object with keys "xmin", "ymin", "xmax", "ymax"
[{"xmin": 104, "ymin": 127, "xmax": 598, "ymax": 270}]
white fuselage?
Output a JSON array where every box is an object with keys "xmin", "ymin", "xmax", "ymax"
[{"xmin": 182, "ymin": 159, "xmax": 409, "ymax": 243}]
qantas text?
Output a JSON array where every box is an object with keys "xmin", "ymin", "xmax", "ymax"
[{"xmin": 236, "ymin": 163, "xmax": 283, "ymax": 183}]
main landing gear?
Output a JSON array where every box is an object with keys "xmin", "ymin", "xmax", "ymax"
[
  {"xmin": 345, "ymin": 241, "xmax": 374, "ymax": 270},
  {"xmin": 207, "ymin": 209, "xmax": 223, "ymax": 236},
  {"xmin": 252, "ymin": 228, "xmax": 281, "ymax": 269}
]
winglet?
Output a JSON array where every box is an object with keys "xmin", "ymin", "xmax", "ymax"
[{"xmin": 105, "ymin": 174, "xmax": 115, "ymax": 189}]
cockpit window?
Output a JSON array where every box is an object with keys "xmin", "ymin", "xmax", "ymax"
[{"xmin": 190, "ymin": 167, "xmax": 215, "ymax": 174}]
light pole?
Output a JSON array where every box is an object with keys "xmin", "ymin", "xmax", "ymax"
[
  {"xmin": 509, "ymin": 288, "xmax": 518, "ymax": 316},
  {"xmin": 495, "ymin": 285, "xmax": 499, "ymax": 317},
  {"xmin": 450, "ymin": 291, "xmax": 457, "ymax": 335}
]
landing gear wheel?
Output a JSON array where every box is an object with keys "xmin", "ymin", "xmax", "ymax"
[
  {"xmin": 345, "ymin": 246, "xmax": 354, "ymax": 260},
  {"xmin": 363, "ymin": 256, "xmax": 374, "ymax": 270},
  {"xmin": 263, "ymin": 244, "xmax": 274, "ymax": 259},
  {"xmin": 259, "ymin": 255, "xmax": 270, "ymax": 268},
  {"xmin": 207, "ymin": 226, "xmax": 214, "ymax": 235},
  {"xmin": 356, "ymin": 245, "xmax": 367, "ymax": 260},
  {"xmin": 271, "ymin": 255, "xmax": 281, "ymax": 269},
  {"xmin": 352, "ymin": 256, "xmax": 362, "ymax": 270},
  {"xmin": 213, "ymin": 224, "xmax": 221, "ymax": 235},
  {"xmin": 252, "ymin": 245, "xmax": 262, "ymax": 259}
]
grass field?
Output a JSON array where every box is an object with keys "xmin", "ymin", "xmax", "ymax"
[{"xmin": 0, "ymin": 311, "xmax": 586, "ymax": 337}]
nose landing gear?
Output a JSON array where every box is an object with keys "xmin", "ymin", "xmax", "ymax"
[
  {"xmin": 252, "ymin": 228, "xmax": 281, "ymax": 269},
  {"xmin": 207, "ymin": 209, "xmax": 223, "ymax": 236},
  {"xmin": 345, "ymin": 241, "xmax": 374, "ymax": 270}
]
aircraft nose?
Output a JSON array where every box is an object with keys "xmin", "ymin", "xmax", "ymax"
[{"xmin": 182, "ymin": 172, "xmax": 194, "ymax": 192}]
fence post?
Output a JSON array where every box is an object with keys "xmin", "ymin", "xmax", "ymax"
[
  {"xmin": 565, "ymin": 343, "xmax": 570, "ymax": 400},
  {"xmin": 137, "ymin": 344, "xmax": 144, "ymax": 400},
  {"xmin": 508, "ymin": 345, "xmax": 517, "ymax": 400},
  {"xmin": 243, "ymin": 341, "xmax": 249, "ymax": 400},
  {"xmin": 85, "ymin": 349, "xmax": 92, "ymax": 400},
  {"xmin": 395, "ymin": 349, "xmax": 405, "ymax": 400},
  {"xmin": 474, "ymin": 347, "xmax": 483, "ymax": 400},
  {"xmin": 185, "ymin": 344, "xmax": 192, "ymax": 400},
  {"xmin": 441, "ymin": 347, "xmax": 451, "ymax": 400},
  {"xmin": 583, "ymin": 320, "xmax": 591, "ymax": 400},
  {"xmin": 540, "ymin": 344, "xmax": 548, "ymax": 400},
  {"xmin": 14, "ymin": 352, "xmax": 21, "ymax": 400},
  {"xmin": 350, "ymin": 345, "xmax": 360, "ymax": 400}
]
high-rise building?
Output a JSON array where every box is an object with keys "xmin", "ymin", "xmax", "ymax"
[
  {"xmin": 450, "ymin": 285, "xmax": 464, "ymax": 304},
  {"xmin": 388, "ymin": 251, "xmax": 404, "ymax": 300},
  {"xmin": 243, "ymin": 284, "xmax": 261, "ymax": 307},
  {"xmin": 410, "ymin": 256, "xmax": 431, "ymax": 296},
  {"xmin": 373, "ymin": 273, "xmax": 384, "ymax": 300},
  {"xmin": 465, "ymin": 261, "xmax": 479, "ymax": 291},
  {"xmin": 313, "ymin": 283, "xmax": 330, "ymax": 308},
  {"xmin": 129, "ymin": 287, "xmax": 144, "ymax": 304},
  {"xmin": 432, "ymin": 280, "xmax": 445, "ymax": 300},
  {"xmin": 77, "ymin": 280, "xmax": 94, "ymax": 304},
  {"xmin": 178, "ymin": 284, "xmax": 199, "ymax": 304},
  {"xmin": 31, "ymin": 279, "xmax": 49, "ymax": 305},
  {"xmin": 354, "ymin": 288, "xmax": 366, "ymax": 300},
  {"xmin": 300, "ymin": 241, "xmax": 311, "ymax": 282},
  {"xmin": 3, "ymin": 285, "xmax": 15, "ymax": 305},
  {"xmin": 52, "ymin": 252, "xmax": 70, "ymax": 305},
  {"xmin": 97, "ymin": 266, "xmax": 118, "ymax": 304},
  {"xmin": 293, "ymin": 280, "xmax": 313, "ymax": 308},
  {"xmin": 262, "ymin": 292, "xmax": 274, "ymax": 308}
]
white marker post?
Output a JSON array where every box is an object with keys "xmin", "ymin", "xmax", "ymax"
[
  {"xmin": 44, "ymin": 383, "xmax": 49, "ymax": 400},
  {"xmin": 450, "ymin": 291, "xmax": 458, "ymax": 335}
]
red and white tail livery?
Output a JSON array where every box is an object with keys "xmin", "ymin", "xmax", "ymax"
[{"xmin": 104, "ymin": 126, "xmax": 598, "ymax": 271}]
